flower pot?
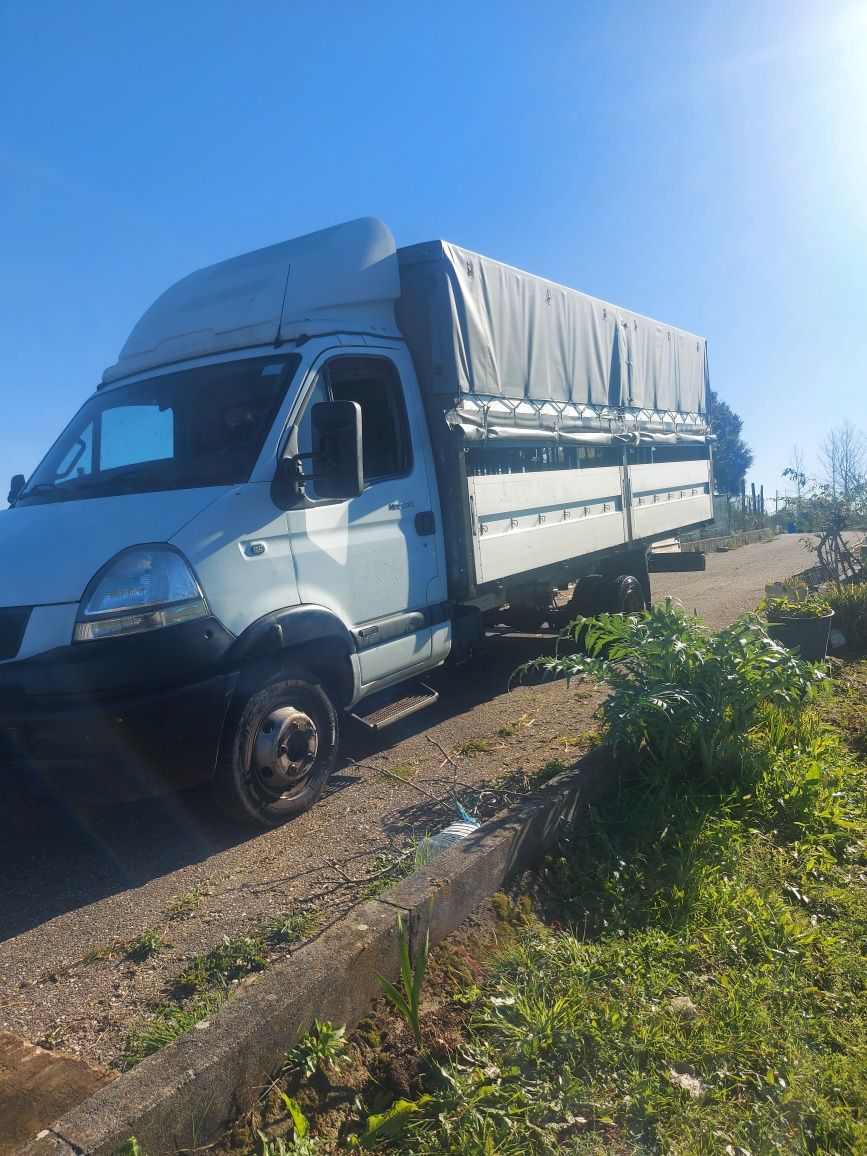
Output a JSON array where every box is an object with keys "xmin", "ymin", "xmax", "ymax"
[{"xmin": 767, "ymin": 611, "xmax": 834, "ymax": 662}]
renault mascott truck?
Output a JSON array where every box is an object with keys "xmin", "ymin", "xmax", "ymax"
[{"xmin": 0, "ymin": 218, "xmax": 713, "ymax": 825}]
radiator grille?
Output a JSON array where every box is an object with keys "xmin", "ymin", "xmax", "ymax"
[{"xmin": 0, "ymin": 607, "xmax": 32, "ymax": 660}]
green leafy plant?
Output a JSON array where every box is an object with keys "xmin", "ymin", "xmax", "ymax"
[
  {"xmin": 377, "ymin": 914, "xmax": 430, "ymax": 1047},
  {"xmin": 288, "ymin": 1019, "xmax": 347, "ymax": 1078},
  {"xmin": 166, "ymin": 888, "xmax": 206, "ymax": 921},
  {"xmin": 824, "ymin": 581, "xmax": 867, "ymax": 649},
  {"xmin": 177, "ymin": 935, "xmax": 267, "ymax": 993},
  {"xmin": 126, "ymin": 930, "xmax": 169, "ymax": 961},
  {"xmin": 759, "ymin": 594, "xmax": 833, "ymax": 621},
  {"xmin": 263, "ymin": 911, "xmax": 318, "ymax": 946},
  {"xmin": 257, "ymin": 1094, "xmax": 324, "ymax": 1153},
  {"xmin": 347, "ymin": 1096, "xmax": 430, "ymax": 1150},
  {"xmin": 520, "ymin": 601, "xmax": 825, "ymax": 778},
  {"xmin": 115, "ymin": 1140, "xmax": 143, "ymax": 1156}
]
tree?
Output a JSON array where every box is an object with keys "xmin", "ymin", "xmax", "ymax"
[
  {"xmin": 818, "ymin": 420, "xmax": 865, "ymax": 497},
  {"xmin": 783, "ymin": 444, "xmax": 807, "ymax": 512},
  {"xmin": 708, "ymin": 390, "xmax": 753, "ymax": 495}
]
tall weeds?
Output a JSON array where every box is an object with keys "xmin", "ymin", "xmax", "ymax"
[{"xmin": 521, "ymin": 600, "xmax": 826, "ymax": 781}]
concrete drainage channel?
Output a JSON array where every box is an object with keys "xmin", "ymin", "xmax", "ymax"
[{"xmin": 20, "ymin": 757, "xmax": 611, "ymax": 1156}]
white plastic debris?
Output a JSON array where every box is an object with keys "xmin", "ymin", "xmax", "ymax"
[{"xmin": 416, "ymin": 820, "xmax": 480, "ymax": 864}]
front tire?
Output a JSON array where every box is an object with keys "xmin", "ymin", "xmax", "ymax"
[{"xmin": 213, "ymin": 671, "xmax": 338, "ymax": 827}]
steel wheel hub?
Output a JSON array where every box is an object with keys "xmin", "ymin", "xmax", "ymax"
[{"xmin": 253, "ymin": 705, "xmax": 318, "ymax": 796}]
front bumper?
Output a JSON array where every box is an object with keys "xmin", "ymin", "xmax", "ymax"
[{"xmin": 0, "ymin": 616, "xmax": 238, "ymax": 801}]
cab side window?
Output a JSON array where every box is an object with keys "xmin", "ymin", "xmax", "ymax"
[
  {"xmin": 292, "ymin": 356, "xmax": 411, "ymax": 501},
  {"xmin": 327, "ymin": 357, "xmax": 411, "ymax": 483}
]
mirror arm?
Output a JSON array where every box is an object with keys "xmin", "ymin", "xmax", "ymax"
[{"xmin": 286, "ymin": 452, "xmax": 331, "ymax": 485}]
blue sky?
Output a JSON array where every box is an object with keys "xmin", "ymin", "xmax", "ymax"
[{"xmin": 1, "ymin": 0, "xmax": 865, "ymax": 505}]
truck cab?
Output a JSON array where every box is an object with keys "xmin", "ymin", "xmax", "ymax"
[{"xmin": 0, "ymin": 219, "xmax": 452, "ymax": 825}]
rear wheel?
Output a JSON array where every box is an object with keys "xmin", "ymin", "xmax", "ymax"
[
  {"xmin": 213, "ymin": 671, "xmax": 338, "ymax": 827},
  {"xmin": 611, "ymin": 574, "xmax": 647, "ymax": 614}
]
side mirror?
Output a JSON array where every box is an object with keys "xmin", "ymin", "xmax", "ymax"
[
  {"xmin": 310, "ymin": 401, "xmax": 363, "ymax": 500},
  {"xmin": 8, "ymin": 474, "xmax": 25, "ymax": 504}
]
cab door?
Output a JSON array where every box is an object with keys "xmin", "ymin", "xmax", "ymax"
[{"xmin": 285, "ymin": 350, "xmax": 439, "ymax": 686}]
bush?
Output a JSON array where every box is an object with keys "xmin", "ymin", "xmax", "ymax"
[
  {"xmin": 521, "ymin": 601, "xmax": 825, "ymax": 780},
  {"xmin": 824, "ymin": 582, "xmax": 867, "ymax": 650}
]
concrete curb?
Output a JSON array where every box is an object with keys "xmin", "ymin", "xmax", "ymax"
[{"xmin": 20, "ymin": 755, "xmax": 611, "ymax": 1156}]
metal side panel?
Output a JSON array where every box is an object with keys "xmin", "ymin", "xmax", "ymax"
[
  {"xmin": 467, "ymin": 466, "xmax": 627, "ymax": 584},
  {"xmin": 628, "ymin": 460, "xmax": 713, "ymax": 539}
]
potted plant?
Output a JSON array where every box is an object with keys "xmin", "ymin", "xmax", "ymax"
[{"xmin": 758, "ymin": 590, "xmax": 834, "ymax": 662}]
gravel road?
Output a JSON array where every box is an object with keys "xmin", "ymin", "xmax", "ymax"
[
  {"xmin": 0, "ymin": 533, "xmax": 823, "ymax": 1068},
  {"xmin": 652, "ymin": 533, "xmax": 827, "ymax": 629}
]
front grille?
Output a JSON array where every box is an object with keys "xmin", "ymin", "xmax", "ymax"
[{"xmin": 0, "ymin": 607, "xmax": 32, "ymax": 660}]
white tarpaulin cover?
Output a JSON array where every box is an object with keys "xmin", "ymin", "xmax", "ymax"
[{"xmin": 396, "ymin": 241, "xmax": 709, "ymax": 419}]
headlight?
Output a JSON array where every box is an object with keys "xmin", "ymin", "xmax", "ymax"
[{"xmin": 74, "ymin": 545, "xmax": 209, "ymax": 642}]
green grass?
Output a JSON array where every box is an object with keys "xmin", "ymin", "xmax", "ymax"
[
  {"xmin": 525, "ymin": 757, "xmax": 567, "ymax": 789},
  {"xmin": 80, "ymin": 941, "xmax": 123, "ymax": 965},
  {"xmin": 370, "ymin": 694, "xmax": 866, "ymax": 1153},
  {"xmin": 337, "ymin": 615, "xmax": 867, "ymax": 1154},
  {"xmin": 263, "ymin": 911, "xmax": 318, "ymax": 946},
  {"xmin": 124, "ymin": 934, "xmax": 269, "ymax": 1066},
  {"xmin": 126, "ymin": 930, "xmax": 169, "ymax": 961},
  {"xmin": 458, "ymin": 737, "xmax": 495, "ymax": 756},
  {"xmin": 166, "ymin": 887, "xmax": 206, "ymax": 921},
  {"xmin": 498, "ymin": 713, "xmax": 536, "ymax": 738},
  {"xmin": 125, "ymin": 991, "xmax": 228, "ymax": 1065},
  {"xmin": 176, "ymin": 935, "xmax": 267, "ymax": 994},
  {"xmin": 380, "ymin": 761, "xmax": 418, "ymax": 781}
]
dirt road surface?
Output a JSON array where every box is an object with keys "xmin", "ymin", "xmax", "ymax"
[
  {"xmin": 0, "ymin": 533, "xmax": 822, "ymax": 1068},
  {"xmin": 652, "ymin": 532, "xmax": 826, "ymax": 629}
]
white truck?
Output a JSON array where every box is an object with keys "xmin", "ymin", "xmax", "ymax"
[{"xmin": 0, "ymin": 218, "xmax": 713, "ymax": 825}]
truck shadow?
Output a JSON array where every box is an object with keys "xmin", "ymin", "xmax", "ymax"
[{"xmin": 0, "ymin": 630, "xmax": 564, "ymax": 942}]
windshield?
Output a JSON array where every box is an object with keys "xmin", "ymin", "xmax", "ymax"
[{"xmin": 17, "ymin": 354, "xmax": 301, "ymax": 505}]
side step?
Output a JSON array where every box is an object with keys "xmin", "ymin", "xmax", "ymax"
[{"xmin": 351, "ymin": 683, "xmax": 439, "ymax": 731}]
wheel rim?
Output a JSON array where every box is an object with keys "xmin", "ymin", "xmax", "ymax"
[{"xmin": 252, "ymin": 704, "xmax": 319, "ymax": 800}]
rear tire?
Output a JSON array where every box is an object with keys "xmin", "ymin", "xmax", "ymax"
[
  {"xmin": 611, "ymin": 574, "xmax": 647, "ymax": 614},
  {"xmin": 213, "ymin": 671, "xmax": 338, "ymax": 827}
]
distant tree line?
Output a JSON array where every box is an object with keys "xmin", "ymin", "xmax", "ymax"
[
  {"xmin": 708, "ymin": 389, "xmax": 753, "ymax": 496},
  {"xmin": 708, "ymin": 391, "xmax": 866, "ymax": 521}
]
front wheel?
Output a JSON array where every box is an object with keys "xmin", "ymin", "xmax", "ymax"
[{"xmin": 213, "ymin": 671, "xmax": 339, "ymax": 827}]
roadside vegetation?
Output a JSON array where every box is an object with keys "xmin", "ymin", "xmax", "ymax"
[
  {"xmin": 124, "ymin": 916, "xmax": 319, "ymax": 1066},
  {"xmin": 218, "ymin": 603, "xmax": 867, "ymax": 1155}
]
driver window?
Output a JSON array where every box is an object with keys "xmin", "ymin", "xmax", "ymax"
[
  {"xmin": 327, "ymin": 357, "xmax": 411, "ymax": 482},
  {"xmin": 292, "ymin": 355, "xmax": 411, "ymax": 502}
]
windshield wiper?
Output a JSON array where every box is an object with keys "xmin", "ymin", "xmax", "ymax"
[
  {"xmin": 19, "ymin": 483, "xmax": 75, "ymax": 501},
  {"xmin": 73, "ymin": 469, "xmax": 162, "ymax": 495}
]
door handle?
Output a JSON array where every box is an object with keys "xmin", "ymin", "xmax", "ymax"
[{"xmin": 415, "ymin": 511, "xmax": 436, "ymax": 536}]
